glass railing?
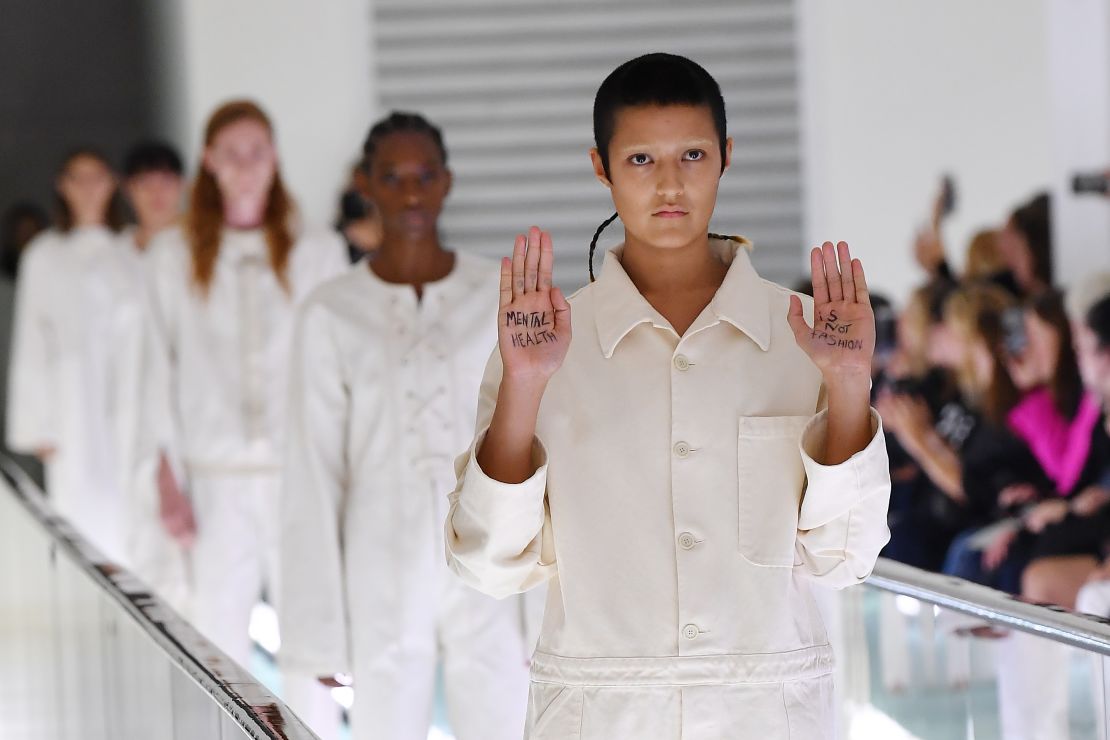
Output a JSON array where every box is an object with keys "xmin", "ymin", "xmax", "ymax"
[
  {"xmin": 0, "ymin": 460, "xmax": 320, "ymax": 740},
  {"xmin": 5, "ymin": 448, "xmax": 1110, "ymax": 740},
  {"xmin": 834, "ymin": 559, "xmax": 1110, "ymax": 740}
]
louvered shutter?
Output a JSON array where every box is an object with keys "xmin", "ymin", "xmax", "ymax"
[{"xmin": 373, "ymin": 0, "xmax": 803, "ymax": 290}]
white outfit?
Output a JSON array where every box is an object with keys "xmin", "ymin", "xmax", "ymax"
[
  {"xmin": 281, "ymin": 255, "xmax": 530, "ymax": 740},
  {"xmin": 1078, "ymin": 580, "xmax": 1110, "ymax": 739},
  {"xmin": 7, "ymin": 226, "xmax": 144, "ymax": 565},
  {"xmin": 141, "ymin": 225, "xmax": 348, "ymax": 736},
  {"xmin": 446, "ymin": 239, "xmax": 892, "ymax": 740}
]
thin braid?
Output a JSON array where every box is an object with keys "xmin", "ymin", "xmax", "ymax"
[{"xmin": 588, "ymin": 211, "xmax": 619, "ymax": 282}]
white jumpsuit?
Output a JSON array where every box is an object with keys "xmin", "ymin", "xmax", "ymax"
[
  {"xmin": 140, "ymin": 225, "xmax": 348, "ymax": 733},
  {"xmin": 7, "ymin": 226, "xmax": 144, "ymax": 565},
  {"xmin": 280, "ymin": 254, "xmax": 530, "ymax": 740},
  {"xmin": 446, "ymin": 239, "xmax": 892, "ymax": 740}
]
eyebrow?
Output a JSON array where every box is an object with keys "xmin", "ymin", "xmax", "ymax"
[{"xmin": 616, "ymin": 138, "xmax": 716, "ymax": 153}]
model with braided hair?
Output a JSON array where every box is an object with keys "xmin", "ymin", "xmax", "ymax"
[{"xmin": 446, "ymin": 53, "xmax": 891, "ymax": 739}]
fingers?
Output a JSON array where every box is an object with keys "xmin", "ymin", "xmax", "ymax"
[
  {"xmin": 822, "ymin": 242, "xmax": 843, "ymax": 302},
  {"xmin": 511, "ymin": 233, "xmax": 526, "ymax": 300},
  {"xmin": 837, "ymin": 242, "xmax": 855, "ymax": 301},
  {"xmin": 499, "ymin": 257, "xmax": 513, "ymax": 308},
  {"xmin": 852, "ymin": 256, "xmax": 869, "ymax": 304},
  {"xmin": 809, "ymin": 247, "xmax": 828, "ymax": 304},
  {"xmin": 551, "ymin": 286, "xmax": 573, "ymax": 336},
  {"xmin": 525, "ymin": 226, "xmax": 542, "ymax": 292},
  {"xmin": 786, "ymin": 294, "xmax": 810, "ymax": 341},
  {"xmin": 538, "ymin": 230, "xmax": 554, "ymax": 291},
  {"xmin": 511, "ymin": 227, "xmax": 554, "ymax": 299}
]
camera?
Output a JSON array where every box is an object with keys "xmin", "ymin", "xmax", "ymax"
[{"xmin": 1072, "ymin": 172, "xmax": 1109, "ymax": 195}]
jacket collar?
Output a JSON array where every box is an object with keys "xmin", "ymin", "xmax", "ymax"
[{"xmin": 593, "ymin": 236, "xmax": 770, "ymax": 358}]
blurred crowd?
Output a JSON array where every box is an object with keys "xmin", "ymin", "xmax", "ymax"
[{"xmin": 850, "ymin": 181, "xmax": 1110, "ymax": 618}]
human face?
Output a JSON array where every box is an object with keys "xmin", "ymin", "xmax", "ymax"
[
  {"xmin": 57, "ymin": 155, "xmax": 116, "ymax": 227},
  {"xmin": 997, "ymin": 219, "xmax": 1035, "ymax": 291},
  {"xmin": 926, "ymin": 322, "xmax": 963, "ymax": 369},
  {"xmin": 590, "ymin": 104, "xmax": 730, "ymax": 250},
  {"xmin": 203, "ymin": 118, "xmax": 277, "ymax": 206},
  {"xmin": 125, "ymin": 170, "xmax": 184, "ymax": 233},
  {"xmin": 1024, "ymin": 312, "xmax": 1060, "ymax": 384},
  {"xmin": 365, "ymin": 131, "xmax": 450, "ymax": 241}
]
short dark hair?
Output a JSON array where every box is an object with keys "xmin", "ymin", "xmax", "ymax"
[
  {"xmin": 361, "ymin": 111, "xmax": 447, "ymax": 174},
  {"xmin": 592, "ymin": 53, "xmax": 727, "ymax": 177},
  {"xmin": 123, "ymin": 140, "xmax": 183, "ymax": 177},
  {"xmin": 1087, "ymin": 294, "xmax": 1110, "ymax": 350}
]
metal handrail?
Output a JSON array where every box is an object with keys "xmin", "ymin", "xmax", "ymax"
[
  {"xmin": 868, "ymin": 558, "xmax": 1110, "ymax": 657},
  {"xmin": 0, "ymin": 459, "xmax": 320, "ymax": 740}
]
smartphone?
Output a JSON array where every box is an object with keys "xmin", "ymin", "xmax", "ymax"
[
  {"xmin": 1001, "ymin": 306, "xmax": 1028, "ymax": 357},
  {"xmin": 940, "ymin": 175, "xmax": 956, "ymax": 217}
]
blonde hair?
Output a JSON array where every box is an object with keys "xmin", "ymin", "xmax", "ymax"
[
  {"xmin": 944, "ymin": 283, "xmax": 1020, "ymax": 425},
  {"xmin": 963, "ymin": 229, "xmax": 1005, "ymax": 281}
]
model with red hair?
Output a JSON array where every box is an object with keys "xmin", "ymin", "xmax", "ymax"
[{"xmin": 138, "ymin": 100, "xmax": 348, "ymax": 736}]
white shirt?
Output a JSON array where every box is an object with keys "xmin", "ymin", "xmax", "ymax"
[
  {"xmin": 7, "ymin": 226, "xmax": 145, "ymax": 562},
  {"xmin": 446, "ymin": 239, "xmax": 891, "ymax": 739},
  {"xmin": 280, "ymin": 253, "xmax": 503, "ymax": 675},
  {"xmin": 143, "ymin": 226, "xmax": 348, "ymax": 475}
]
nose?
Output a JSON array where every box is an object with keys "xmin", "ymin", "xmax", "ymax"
[
  {"xmin": 401, "ymin": 177, "xmax": 425, "ymax": 207},
  {"xmin": 656, "ymin": 163, "xmax": 683, "ymax": 200}
]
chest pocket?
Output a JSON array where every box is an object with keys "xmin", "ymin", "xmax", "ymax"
[{"xmin": 737, "ymin": 415, "xmax": 811, "ymax": 567}]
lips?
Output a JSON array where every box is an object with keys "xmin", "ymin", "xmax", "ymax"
[{"xmin": 652, "ymin": 209, "xmax": 688, "ymax": 219}]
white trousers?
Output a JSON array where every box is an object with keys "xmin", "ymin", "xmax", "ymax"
[
  {"xmin": 189, "ymin": 472, "xmax": 341, "ymax": 739},
  {"xmin": 1077, "ymin": 581, "xmax": 1110, "ymax": 739},
  {"xmin": 996, "ymin": 630, "xmax": 1071, "ymax": 740},
  {"xmin": 348, "ymin": 556, "xmax": 530, "ymax": 740}
]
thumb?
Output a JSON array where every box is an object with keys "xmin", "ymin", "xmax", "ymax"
[
  {"xmin": 786, "ymin": 294, "xmax": 810, "ymax": 342},
  {"xmin": 551, "ymin": 287, "xmax": 572, "ymax": 334}
]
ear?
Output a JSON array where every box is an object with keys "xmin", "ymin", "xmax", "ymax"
[
  {"xmin": 443, "ymin": 168, "xmax": 454, "ymax": 198},
  {"xmin": 722, "ymin": 136, "xmax": 734, "ymax": 174},
  {"xmin": 589, "ymin": 148, "xmax": 612, "ymax": 189}
]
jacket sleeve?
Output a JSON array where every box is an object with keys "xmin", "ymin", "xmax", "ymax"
[
  {"xmin": 444, "ymin": 348, "xmax": 556, "ymax": 600},
  {"xmin": 7, "ymin": 241, "xmax": 60, "ymax": 454},
  {"xmin": 278, "ymin": 298, "xmax": 351, "ymax": 676},
  {"xmin": 794, "ymin": 387, "xmax": 892, "ymax": 590}
]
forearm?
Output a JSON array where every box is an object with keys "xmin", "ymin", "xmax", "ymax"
[
  {"xmin": 823, "ymin": 377, "xmax": 872, "ymax": 465},
  {"xmin": 476, "ymin": 377, "xmax": 546, "ymax": 484},
  {"xmin": 903, "ymin": 429, "xmax": 965, "ymax": 502}
]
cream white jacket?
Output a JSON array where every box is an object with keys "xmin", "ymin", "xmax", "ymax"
[
  {"xmin": 8, "ymin": 226, "xmax": 144, "ymax": 563},
  {"xmin": 141, "ymin": 226, "xmax": 348, "ymax": 477},
  {"xmin": 446, "ymin": 239, "xmax": 891, "ymax": 739}
]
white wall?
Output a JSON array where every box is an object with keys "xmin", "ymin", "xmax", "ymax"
[
  {"xmin": 165, "ymin": 0, "xmax": 377, "ymax": 226},
  {"xmin": 798, "ymin": 0, "xmax": 1056, "ymax": 303},
  {"xmin": 1045, "ymin": 0, "xmax": 1110, "ymax": 288}
]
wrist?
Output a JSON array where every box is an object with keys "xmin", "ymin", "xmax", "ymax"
[
  {"xmin": 500, "ymin": 373, "xmax": 549, "ymax": 401},
  {"xmin": 823, "ymin": 372, "xmax": 872, "ymax": 402}
]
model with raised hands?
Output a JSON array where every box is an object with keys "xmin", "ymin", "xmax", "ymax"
[
  {"xmin": 279, "ymin": 112, "xmax": 530, "ymax": 740},
  {"xmin": 139, "ymin": 100, "xmax": 348, "ymax": 736},
  {"xmin": 445, "ymin": 53, "xmax": 891, "ymax": 739},
  {"xmin": 7, "ymin": 148, "xmax": 139, "ymax": 565}
]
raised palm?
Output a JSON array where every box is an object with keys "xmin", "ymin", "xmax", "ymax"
[
  {"xmin": 498, "ymin": 227, "xmax": 571, "ymax": 383},
  {"xmin": 787, "ymin": 241, "xmax": 875, "ymax": 380}
]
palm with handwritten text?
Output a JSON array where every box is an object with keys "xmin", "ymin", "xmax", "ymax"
[
  {"xmin": 498, "ymin": 226, "xmax": 572, "ymax": 383},
  {"xmin": 787, "ymin": 241, "xmax": 876, "ymax": 379}
]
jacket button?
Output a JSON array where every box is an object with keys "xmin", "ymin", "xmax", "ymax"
[
  {"xmin": 673, "ymin": 442, "xmax": 691, "ymax": 458},
  {"xmin": 682, "ymin": 624, "xmax": 699, "ymax": 640},
  {"xmin": 678, "ymin": 532, "xmax": 696, "ymax": 550},
  {"xmin": 673, "ymin": 354, "xmax": 690, "ymax": 371}
]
